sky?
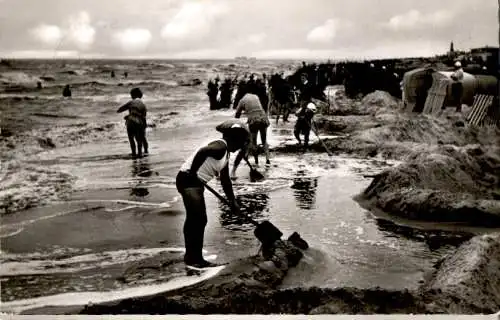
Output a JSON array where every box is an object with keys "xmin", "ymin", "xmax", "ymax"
[{"xmin": 0, "ymin": 0, "xmax": 497, "ymax": 60}]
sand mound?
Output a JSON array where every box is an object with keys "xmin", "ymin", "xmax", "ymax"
[
  {"xmin": 361, "ymin": 90, "xmax": 401, "ymax": 110},
  {"xmin": 320, "ymin": 105, "xmax": 499, "ymax": 160},
  {"xmin": 360, "ymin": 144, "xmax": 500, "ymax": 225},
  {"xmin": 324, "ymin": 89, "xmax": 402, "ymax": 116},
  {"xmin": 65, "ymin": 233, "xmax": 500, "ymax": 315},
  {"xmin": 79, "ymin": 237, "xmax": 307, "ymax": 314},
  {"xmin": 421, "ymin": 232, "xmax": 500, "ymax": 313},
  {"xmin": 308, "ymin": 88, "xmax": 500, "ymax": 226}
]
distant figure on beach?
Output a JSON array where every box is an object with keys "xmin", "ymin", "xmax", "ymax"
[
  {"xmin": 176, "ymin": 123, "xmax": 247, "ymax": 268},
  {"xmin": 294, "ymin": 100, "xmax": 317, "ymax": 149},
  {"xmin": 298, "ymin": 73, "xmax": 314, "ymax": 108},
  {"xmin": 451, "ymin": 61, "xmax": 464, "ymax": 112},
  {"xmin": 270, "ymin": 73, "xmax": 295, "ymax": 124},
  {"xmin": 218, "ymin": 77, "xmax": 234, "ymax": 109},
  {"xmin": 111, "ymin": 70, "xmax": 116, "ymax": 78},
  {"xmin": 232, "ymin": 78, "xmax": 248, "ymax": 109},
  {"xmin": 255, "ymin": 78, "xmax": 269, "ymax": 114},
  {"xmin": 207, "ymin": 78, "xmax": 220, "ymax": 110},
  {"xmin": 117, "ymin": 87, "xmax": 149, "ymax": 158},
  {"xmin": 123, "ymin": 71, "xmax": 128, "ymax": 79},
  {"xmin": 62, "ymin": 84, "xmax": 72, "ymax": 97},
  {"xmin": 37, "ymin": 81, "xmax": 43, "ymax": 89},
  {"xmin": 233, "ymin": 87, "xmax": 271, "ymax": 178}
]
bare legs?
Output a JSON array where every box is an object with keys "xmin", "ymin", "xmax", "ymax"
[{"xmin": 231, "ymin": 124, "xmax": 270, "ymax": 178}]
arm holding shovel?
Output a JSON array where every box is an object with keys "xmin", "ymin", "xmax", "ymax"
[
  {"xmin": 219, "ymin": 164, "xmax": 241, "ymax": 214},
  {"xmin": 187, "ymin": 140, "xmax": 240, "ymax": 213}
]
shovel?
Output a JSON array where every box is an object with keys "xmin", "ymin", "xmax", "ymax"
[
  {"xmin": 199, "ymin": 179, "xmax": 283, "ymax": 247},
  {"xmin": 311, "ymin": 120, "xmax": 333, "ymax": 156},
  {"xmin": 244, "ymin": 157, "xmax": 265, "ymax": 182}
]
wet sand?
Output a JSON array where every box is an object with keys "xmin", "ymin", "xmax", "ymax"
[{"xmin": 2, "ymin": 59, "xmax": 499, "ymax": 314}]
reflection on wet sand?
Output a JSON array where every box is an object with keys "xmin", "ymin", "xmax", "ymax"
[
  {"xmin": 291, "ymin": 171, "xmax": 318, "ymax": 210},
  {"xmin": 218, "ymin": 193, "xmax": 269, "ymax": 231},
  {"xmin": 374, "ymin": 218, "xmax": 474, "ymax": 251},
  {"xmin": 130, "ymin": 159, "xmax": 151, "ymax": 197}
]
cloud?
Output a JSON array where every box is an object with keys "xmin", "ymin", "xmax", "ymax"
[
  {"xmin": 386, "ymin": 9, "xmax": 455, "ymax": 31},
  {"xmin": 253, "ymin": 40, "xmax": 445, "ymax": 60},
  {"xmin": 247, "ymin": 33, "xmax": 267, "ymax": 45},
  {"xmin": 235, "ymin": 32, "xmax": 267, "ymax": 46},
  {"xmin": 30, "ymin": 24, "xmax": 63, "ymax": 46},
  {"xmin": 307, "ymin": 19, "xmax": 338, "ymax": 44},
  {"xmin": 161, "ymin": 1, "xmax": 229, "ymax": 40},
  {"xmin": 67, "ymin": 11, "xmax": 96, "ymax": 49},
  {"xmin": 113, "ymin": 28, "xmax": 152, "ymax": 52},
  {"xmin": 170, "ymin": 48, "xmax": 231, "ymax": 59},
  {"xmin": 29, "ymin": 11, "xmax": 96, "ymax": 50},
  {"xmin": 1, "ymin": 50, "xmax": 82, "ymax": 59},
  {"xmin": 253, "ymin": 48, "xmax": 338, "ymax": 60}
]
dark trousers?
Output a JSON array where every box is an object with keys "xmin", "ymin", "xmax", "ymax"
[
  {"xmin": 451, "ymin": 82, "xmax": 463, "ymax": 112},
  {"xmin": 176, "ymin": 171, "xmax": 207, "ymax": 263},
  {"xmin": 209, "ymin": 95, "xmax": 219, "ymax": 110},
  {"xmin": 126, "ymin": 121, "xmax": 147, "ymax": 156},
  {"xmin": 294, "ymin": 120, "xmax": 311, "ymax": 146}
]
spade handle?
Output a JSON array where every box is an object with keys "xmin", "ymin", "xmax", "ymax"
[{"xmin": 197, "ymin": 177, "xmax": 259, "ymax": 226}]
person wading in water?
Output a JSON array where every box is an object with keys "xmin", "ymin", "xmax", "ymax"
[
  {"xmin": 232, "ymin": 86, "xmax": 271, "ymax": 179},
  {"xmin": 176, "ymin": 123, "xmax": 248, "ymax": 269},
  {"xmin": 294, "ymin": 99, "xmax": 317, "ymax": 150},
  {"xmin": 117, "ymin": 87, "xmax": 149, "ymax": 158}
]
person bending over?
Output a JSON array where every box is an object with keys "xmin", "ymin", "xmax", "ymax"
[
  {"xmin": 232, "ymin": 88, "xmax": 271, "ymax": 179},
  {"xmin": 176, "ymin": 124, "xmax": 248, "ymax": 268}
]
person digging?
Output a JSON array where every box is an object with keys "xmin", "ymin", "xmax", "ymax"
[
  {"xmin": 294, "ymin": 100, "xmax": 317, "ymax": 150},
  {"xmin": 176, "ymin": 124, "xmax": 249, "ymax": 269}
]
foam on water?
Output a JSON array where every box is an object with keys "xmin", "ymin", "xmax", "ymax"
[
  {"xmin": 0, "ymin": 195, "xmax": 180, "ymax": 239},
  {"xmin": 0, "ymin": 247, "xmax": 188, "ymax": 276},
  {"xmin": 0, "ymin": 205, "xmax": 103, "ymax": 239},
  {"xmin": 1, "ymin": 264, "xmax": 225, "ymax": 314}
]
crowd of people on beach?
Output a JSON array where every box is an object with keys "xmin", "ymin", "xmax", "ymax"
[
  {"xmin": 177, "ymin": 68, "xmax": 324, "ymax": 269},
  {"xmin": 113, "ymin": 57, "xmax": 477, "ymax": 269},
  {"xmin": 112, "ymin": 62, "xmax": 325, "ymax": 269}
]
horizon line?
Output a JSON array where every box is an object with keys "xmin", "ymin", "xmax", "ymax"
[{"xmin": 0, "ymin": 55, "xmax": 453, "ymax": 62}]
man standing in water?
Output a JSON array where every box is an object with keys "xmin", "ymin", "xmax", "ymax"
[
  {"xmin": 176, "ymin": 124, "xmax": 248, "ymax": 269},
  {"xmin": 117, "ymin": 87, "xmax": 149, "ymax": 158},
  {"xmin": 62, "ymin": 84, "xmax": 72, "ymax": 97}
]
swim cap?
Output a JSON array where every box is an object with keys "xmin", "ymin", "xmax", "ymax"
[{"xmin": 307, "ymin": 102, "xmax": 317, "ymax": 112}]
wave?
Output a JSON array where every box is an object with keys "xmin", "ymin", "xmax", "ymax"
[
  {"xmin": 0, "ymin": 246, "xmax": 188, "ymax": 276},
  {"xmin": 117, "ymin": 80, "xmax": 179, "ymax": 87},
  {"xmin": 0, "ymin": 195, "xmax": 178, "ymax": 238},
  {"xmin": 31, "ymin": 112, "xmax": 82, "ymax": 119},
  {"xmin": 0, "ymin": 160, "xmax": 76, "ymax": 215},
  {"xmin": 0, "ymin": 204, "xmax": 102, "ymax": 239},
  {"xmin": 42, "ymin": 79, "xmax": 181, "ymax": 90},
  {"xmin": 135, "ymin": 62, "xmax": 176, "ymax": 70},
  {"xmin": 57, "ymin": 69, "xmax": 88, "ymax": 76},
  {"xmin": 0, "ymin": 263, "xmax": 224, "ymax": 314},
  {"xmin": 0, "ymin": 72, "xmax": 41, "ymax": 86}
]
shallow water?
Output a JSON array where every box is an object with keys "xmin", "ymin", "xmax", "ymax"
[
  {"xmin": 0, "ymin": 121, "xmax": 459, "ymax": 307},
  {"xmin": 0, "ymin": 60, "xmax": 485, "ymax": 313}
]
